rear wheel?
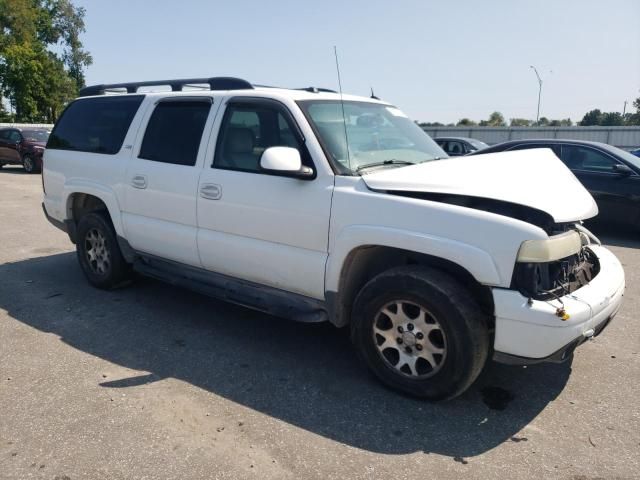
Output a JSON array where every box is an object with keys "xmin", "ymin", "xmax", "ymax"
[
  {"xmin": 351, "ymin": 265, "xmax": 489, "ymax": 400},
  {"xmin": 76, "ymin": 212, "xmax": 131, "ymax": 289}
]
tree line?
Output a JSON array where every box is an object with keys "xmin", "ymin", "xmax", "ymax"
[
  {"xmin": 420, "ymin": 98, "xmax": 640, "ymax": 128},
  {"xmin": 0, "ymin": 0, "xmax": 91, "ymax": 123}
]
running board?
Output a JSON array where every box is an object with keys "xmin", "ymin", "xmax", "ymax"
[{"xmin": 133, "ymin": 255, "xmax": 328, "ymax": 323}]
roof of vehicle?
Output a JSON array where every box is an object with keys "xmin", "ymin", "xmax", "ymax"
[
  {"xmin": 77, "ymin": 76, "xmax": 390, "ymax": 105},
  {"xmin": 433, "ymin": 137, "xmax": 481, "ymax": 142}
]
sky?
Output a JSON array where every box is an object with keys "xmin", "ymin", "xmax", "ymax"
[{"xmin": 74, "ymin": 0, "xmax": 640, "ymax": 124}]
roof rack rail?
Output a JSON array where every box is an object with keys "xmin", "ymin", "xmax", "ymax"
[
  {"xmin": 78, "ymin": 77, "xmax": 254, "ymax": 97},
  {"xmin": 297, "ymin": 87, "xmax": 338, "ymax": 93}
]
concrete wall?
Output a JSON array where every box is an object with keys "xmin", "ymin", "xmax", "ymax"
[{"xmin": 422, "ymin": 126, "xmax": 640, "ymax": 150}]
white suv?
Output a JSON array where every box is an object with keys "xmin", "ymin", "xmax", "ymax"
[{"xmin": 42, "ymin": 77, "xmax": 625, "ymax": 400}]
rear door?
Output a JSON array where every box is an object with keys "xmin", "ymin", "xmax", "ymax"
[
  {"xmin": 122, "ymin": 96, "xmax": 219, "ymax": 267},
  {"xmin": 560, "ymin": 144, "xmax": 640, "ymax": 226}
]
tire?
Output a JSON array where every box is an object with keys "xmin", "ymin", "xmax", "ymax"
[
  {"xmin": 351, "ymin": 265, "xmax": 489, "ymax": 400},
  {"xmin": 22, "ymin": 155, "xmax": 39, "ymax": 173},
  {"xmin": 76, "ymin": 212, "xmax": 131, "ymax": 289}
]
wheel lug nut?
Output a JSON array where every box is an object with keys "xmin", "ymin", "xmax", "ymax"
[
  {"xmin": 405, "ymin": 347, "xmax": 412, "ymax": 353},
  {"xmin": 397, "ymin": 337, "xmax": 403, "ymax": 344},
  {"xmin": 416, "ymin": 344, "xmax": 423, "ymax": 351},
  {"xmin": 416, "ymin": 332, "xmax": 424, "ymax": 340},
  {"xmin": 407, "ymin": 323, "xmax": 414, "ymax": 331},
  {"xmin": 397, "ymin": 326, "xmax": 403, "ymax": 333}
]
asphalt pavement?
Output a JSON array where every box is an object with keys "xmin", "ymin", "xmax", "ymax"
[{"xmin": 0, "ymin": 166, "xmax": 638, "ymax": 479}]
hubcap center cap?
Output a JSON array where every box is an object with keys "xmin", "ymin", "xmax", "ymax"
[{"xmin": 402, "ymin": 331, "xmax": 417, "ymax": 347}]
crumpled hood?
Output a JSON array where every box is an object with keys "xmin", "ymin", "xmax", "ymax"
[{"xmin": 361, "ymin": 148, "xmax": 598, "ymax": 223}]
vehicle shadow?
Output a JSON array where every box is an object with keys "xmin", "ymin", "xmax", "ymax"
[{"xmin": 0, "ymin": 252, "xmax": 572, "ymax": 458}]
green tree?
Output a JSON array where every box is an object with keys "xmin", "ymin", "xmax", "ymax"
[
  {"xmin": 0, "ymin": 0, "xmax": 91, "ymax": 122},
  {"xmin": 479, "ymin": 111, "xmax": 506, "ymax": 127},
  {"xmin": 509, "ymin": 118, "xmax": 532, "ymax": 127},
  {"xmin": 580, "ymin": 109, "xmax": 603, "ymax": 126},
  {"xmin": 456, "ymin": 118, "xmax": 477, "ymax": 126},
  {"xmin": 601, "ymin": 112, "xmax": 624, "ymax": 126}
]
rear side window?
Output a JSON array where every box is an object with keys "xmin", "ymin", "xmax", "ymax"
[
  {"xmin": 139, "ymin": 101, "xmax": 211, "ymax": 166},
  {"xmin": 47, "ymin": 96, "xmax": 144, "ymax": 154}
]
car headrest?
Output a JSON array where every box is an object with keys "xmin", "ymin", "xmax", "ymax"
[{"xmin": 225, "ymin": 127, "xmax": 254, "ymax": 154}]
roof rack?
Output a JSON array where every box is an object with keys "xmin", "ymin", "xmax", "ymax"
[{"xmin": 78, "ymin": 77, "xmax": 254, "ymax": 97}]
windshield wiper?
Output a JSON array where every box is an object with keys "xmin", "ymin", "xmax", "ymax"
[{"xmin": 355, "ymin": 159, "xmax": 415, "ymax": 172}]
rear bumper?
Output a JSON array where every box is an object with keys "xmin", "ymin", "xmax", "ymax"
[
  {"xmin": 42, "ymin": 202, "xmax": 76, "ymax": 242},
  {"xmin": 492, "ymin": 245, "xmax": 625, "ymax": 362}
]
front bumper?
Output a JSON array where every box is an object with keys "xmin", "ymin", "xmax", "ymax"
[{"xmin": 492, "ymin": 245, "xmax": 625, "ymax": 363}]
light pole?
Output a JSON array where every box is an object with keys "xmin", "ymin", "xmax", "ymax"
[{"xmin": 529, "ymin": 65, "xmax": 544, "ymax": 125}]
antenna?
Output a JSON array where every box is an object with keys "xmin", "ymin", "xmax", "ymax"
[
  {"xmin": 334, "ymin": 46, "xmax": 351, "ymax": 170},
  {"xmin": 370, "ymin": 87, "xmax": 380, "ymax": 100}
]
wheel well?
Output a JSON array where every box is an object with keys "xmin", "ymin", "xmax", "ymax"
[
  {"xmin": 329, "ymin": 246, "xmax": 495, "ymax": 328},
  {"xmin": 68, "ymin": 193, "xmax": 109, "ymax": 226}
]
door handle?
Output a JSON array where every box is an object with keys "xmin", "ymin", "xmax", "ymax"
[
  {"xmin": 131, "ymin": 174, "xmax": 147, "ymax": 189},
  {"xmin": 200, "ymin": 183, "xmax": 222, "ymax": 200}
]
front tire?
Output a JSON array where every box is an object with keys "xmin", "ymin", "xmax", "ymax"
[
  {"xmin": 22, "ymin": 155, "xmax": 39, "ymax": 173},
  {"xmin": 351, "ymin": 265, "xmax": 489, "ymax": 400},
  {"xmin": 76, "ymin": 212, "xmax": 130, "ymax": 289}
]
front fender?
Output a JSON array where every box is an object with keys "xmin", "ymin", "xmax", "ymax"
[
  {"xmin": 325, "ymin": 225, "xmax": 502, "ymax": 293},
  {"xmin": 62, "ymin": 179, "xmax": 124, "ymax": 237}
]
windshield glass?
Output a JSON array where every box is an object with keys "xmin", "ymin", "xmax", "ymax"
[
  {"xmin": 22, "ymin": 130, "xmax": 50, "ymax": 142},
  {"xmin": 603, "ymin": 144, "xmax": 640, "ymax": 170},
  {"xmin": 298, "ymin": 100, "xmax": 447, "ymax": 174}
]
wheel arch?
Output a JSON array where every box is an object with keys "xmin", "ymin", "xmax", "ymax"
[
  {"xmin": 326, "ymin": 237, "xmax": 497, "ymax": 328},
  {"xmin": 63, "ymin": 183, "xmax": 124, "ymax": 242}
]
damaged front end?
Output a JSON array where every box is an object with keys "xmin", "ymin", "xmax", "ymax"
[{"xmin": 511, "ymin": 227, "xmax": 600, "ymax": 301}]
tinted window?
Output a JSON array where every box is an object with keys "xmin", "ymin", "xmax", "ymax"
[
  {"xmin": 0, "ymin": 130, "xmax": 9, "ymax": 140},
  {"xmin": 561, "ymin": 145, "xmax": 616, "ymax": 172},
  {"xmin": 7, "ymin": 131, "xmax": 21, "ymax": 142},
  {"xmin": 214, "ymin": 102, "xmax": 304, "ymax": 172},
  {"xmin": 47, "ymin": 96, "xmax": 144, "ymax": 154},
  {"xmin": 139, "ymin": 101, "xmax": 211, "ymax": 166}
]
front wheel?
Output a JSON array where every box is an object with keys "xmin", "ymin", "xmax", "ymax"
[
  {"xmin": 351, "ymin": 265, "xmax": 489, "ymax": 400},
  {"xmin": 22, "ymin": 155, "xmax": 39, "ymax": 173},
  {"xmin": 76, "ymin": 212, "xmax": 131, "ymax": 289}
]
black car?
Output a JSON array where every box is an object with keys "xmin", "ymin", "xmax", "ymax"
[
  {"xmin": 0, "ymin": 127, "xmax": 49, "ymax": 173},
  {"xmin": 433, "ymin": 136, "xmax": 489, "ymax": 156},
  {"xmin": 469, "ymin": 139, "xmax": 640, "ymax": 230}
]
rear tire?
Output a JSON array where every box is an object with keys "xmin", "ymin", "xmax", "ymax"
[
  {"xmin": 351, "ymin": 265, "xmax": 489, "ymax": 400},
  {"xmin": 76, "ymin": 212, "xmax": 131, "ymax": 289}
]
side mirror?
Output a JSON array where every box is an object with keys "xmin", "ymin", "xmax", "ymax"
[
  {"xmin": 613, "ymin": 163, "xmax": 634, "ymax": 176},
  {"xmin": 260, "ymin": 147, "xmax": 314, "ymax": 179}
]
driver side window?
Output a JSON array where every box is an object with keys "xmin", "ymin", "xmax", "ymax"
[
  {"xmin": 562, "ymin": 145, "xmax": 616, "ymax": 173},
  {"xmin": 213, "ymin": 102, "xmax": 304, "ymax": 173}
]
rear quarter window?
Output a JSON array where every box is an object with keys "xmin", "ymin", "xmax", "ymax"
[{"xmin": 47, "ymin": 95, "xmax": 144, "ymax": 154}]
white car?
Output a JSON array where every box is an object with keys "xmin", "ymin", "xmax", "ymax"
[{"xmin": 41, "ymin": 77, "xmax": 625, "ymax": 400}]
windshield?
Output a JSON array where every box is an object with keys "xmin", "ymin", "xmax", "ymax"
[
  {"xmin": 22, "ymin": 130, "xmax": 50, "ymax": 142},
  {"xmin": 604, "ymin": 144, "xmax": 640, "ymax": 170},
  {"xmin": 298, "ymin": 100, "xmax": 447, "ymax": 174}
]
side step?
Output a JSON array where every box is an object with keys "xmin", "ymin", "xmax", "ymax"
[{"xmin": 133, "ymin": 255, "xmax": 327, "ymax": 323}]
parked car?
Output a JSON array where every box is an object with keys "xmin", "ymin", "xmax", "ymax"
[
  {"xmin": 433, "ymin": 136, "xmax": 489, "ymax": 156},
  {"xmin": 469, "ymin": 139, "xmax": 640, "ymax": 230},
  {"xmin": 630, "ymin": 148, "xmax": 640, "ymax": 158},
  {"xmin": 42, "ymin": 77, "xmax": 625, "ymax": 400},
  {"xmin": 0, "ymin": 127, "xmax": 49, "ymax": 173}
]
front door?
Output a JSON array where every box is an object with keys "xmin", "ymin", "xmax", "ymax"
[
  {"xmin": 122, "ymin": 97, "xmax": 217, "ymax": 267},
  {"xmin": 561, "ymin": 144, "xmax": 640, "ymax": 227},
  {"xmin": 196, "ymin": 98, "xmax": 334, "ymax": 299}
]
